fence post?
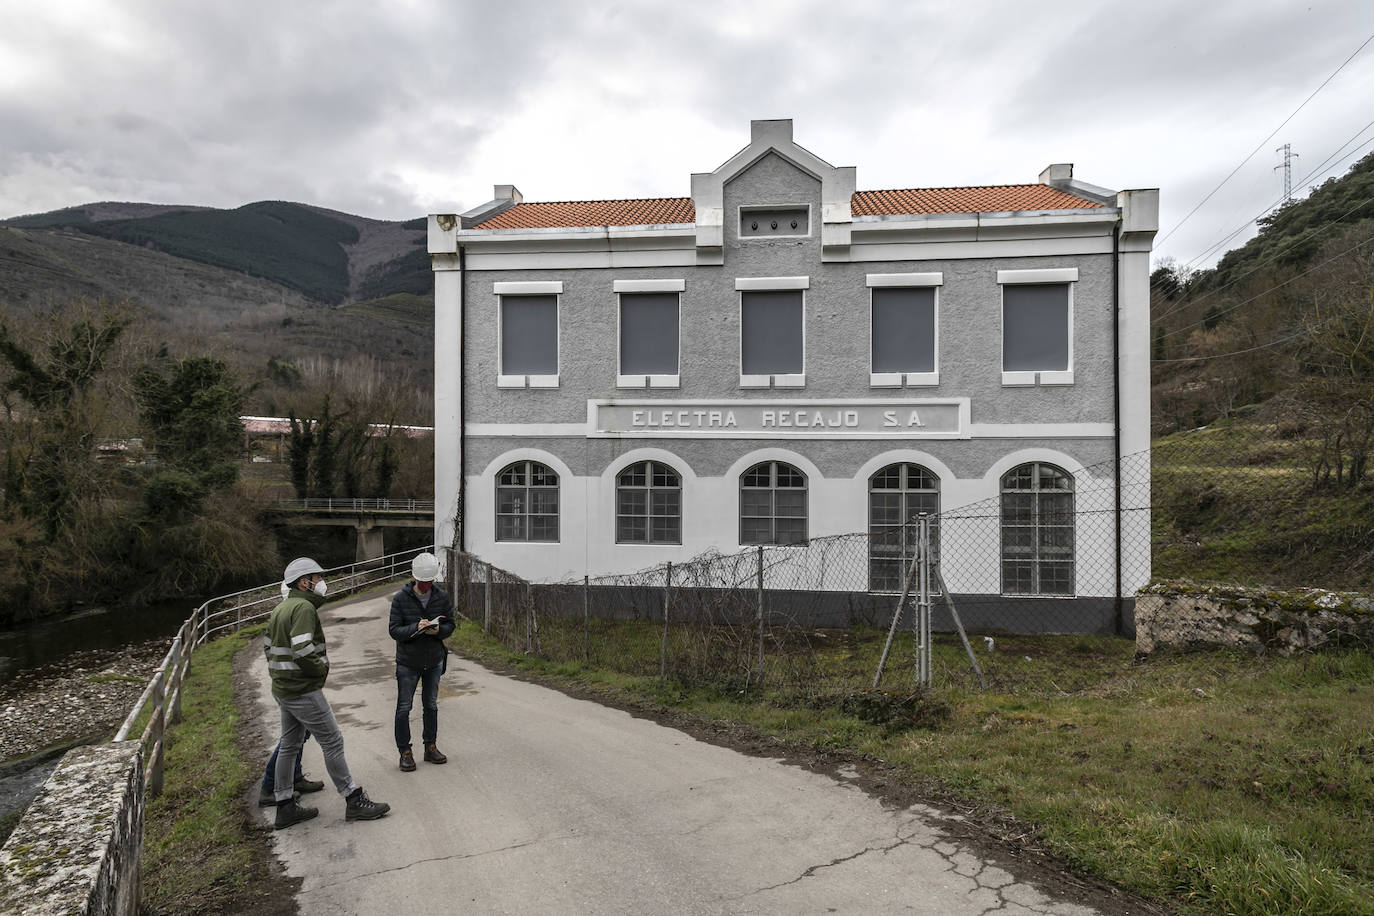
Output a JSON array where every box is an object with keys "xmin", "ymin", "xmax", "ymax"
[
  {"xmin": 659, "ymin": 562, "xmax": 672, "ymax": 680},
  {"xmin": 583, "ymin": 574, "xmax": 590, "ymax": 663},
  {"xmin": 755, "ymin": 545, "xmax": 765, "ymax": 685},
  {"xmin": 916, "ymin": 513, "xmax": 932, "ymax": 688},
  {"xmin": 484, "ymin": 563, "xmax": 492, "ymax": 634}
]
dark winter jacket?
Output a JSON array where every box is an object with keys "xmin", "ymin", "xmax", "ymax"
[
  {"xmin": 388, "ymin": 581, "xmax": 456, "ymax": 670},
  {"xmin": 264, "ymin": 589, "xmax": 330, "ymax": 698}
]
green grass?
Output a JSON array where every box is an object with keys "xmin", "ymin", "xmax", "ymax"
[
  {"xmin": 450, "ymin": 619, "xmax": 1374, "ymax": 916},
  {"xmin": 139, "ymin": 625, "xmax": 262, "ymax": 914}
]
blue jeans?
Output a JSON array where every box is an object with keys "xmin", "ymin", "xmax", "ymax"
[
  {"xmin": 395, "ymin": 663, "xmax": 441, "ymax": 750},
  {"xmin": 261, "ymin": 729, "xmax": 310, "ymax": 792}
]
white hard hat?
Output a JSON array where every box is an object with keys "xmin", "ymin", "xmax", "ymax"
[
  {"xmin": 283, "ymin": 557, "xmax": 326, "ymax": 587},
  {"xmin": 411, "ymin": 552, "xmax": 439, "ymax": 582}
]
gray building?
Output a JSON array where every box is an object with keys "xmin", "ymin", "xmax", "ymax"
[{"xmin": 428, "ymin": 120, "xmax": 1157, "ymax": 619}]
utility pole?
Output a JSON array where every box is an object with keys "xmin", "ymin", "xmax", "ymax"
[{"xmin": 1275, "ymin": 143, "xmax": 1299, "ymax": 204}]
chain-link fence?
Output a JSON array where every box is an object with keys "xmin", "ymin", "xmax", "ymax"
[{"xmin": 442, "ymin": 422, "xmax": 1373, "ymax": 695}]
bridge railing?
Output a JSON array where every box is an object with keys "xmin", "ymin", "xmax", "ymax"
[{"xmin": 276, "ymin": 498, "xmax": 435, "ymax": 512}]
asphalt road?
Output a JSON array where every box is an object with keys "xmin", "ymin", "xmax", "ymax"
[{"xmin": 247, "ymin": 593, "xmax": 1107, "ymax": 915}]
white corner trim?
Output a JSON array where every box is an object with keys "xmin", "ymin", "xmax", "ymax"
[
  {"xmin": 996, "ymin": 268, "xmax": 1078, "ymax": 285},
  {"xmin": 866, "ymin": 272, "xmax": 943, "ymax": 287},
  {"xmin": 613, "ymin": 279, "xmax": 686, "ymax": 293},
  {"xmin": 494, "ymin": 280, "xmax": 564, "ymax": 294},
  {"xmin": 735, "ymin": 276, "xmax": 810, "ymax": 291}
]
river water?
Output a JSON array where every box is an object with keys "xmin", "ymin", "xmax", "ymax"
[
  {"xmin": 0, "ymin": 597, "xmax": 197, "ymax": 685},
  {"xmin": 0, "ymin": 598, "xmax": 201, "ymax": 835}
]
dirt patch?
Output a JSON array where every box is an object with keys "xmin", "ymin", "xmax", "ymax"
[{"xmin": 470, "ymin": 654, "xmax": 1176, "ymax": 916}]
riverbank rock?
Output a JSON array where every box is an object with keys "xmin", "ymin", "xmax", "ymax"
[
  {"xmin": 0, "ymin": 641, "xmax": 168, "ymax": 763},
  {"xmin": 1135, "ymin": 582, "xmax": 1374, "ymax": 656}
]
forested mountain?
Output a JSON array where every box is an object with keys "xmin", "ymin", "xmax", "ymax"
[{"xmin": 0, "ymin": 200, "xmax": 436, "ymax": 397}]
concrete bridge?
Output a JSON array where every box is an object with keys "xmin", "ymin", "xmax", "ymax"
[{"xmin": 271, "ymin": 498, "xmax": 435, "ymax": 561}]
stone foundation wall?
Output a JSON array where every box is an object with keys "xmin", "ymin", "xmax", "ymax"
[
  {"xmin": 0, "ymin": 742, "xmax": 143, "ymax": 915},
  {"xmin": 1135, "ymin": 582, "xmax": 1374, "ymax": 656}
]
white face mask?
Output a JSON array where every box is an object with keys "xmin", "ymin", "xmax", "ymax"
[{"xmin": 312, "ymin": 579, "xmax": 328, "ymax": 597}]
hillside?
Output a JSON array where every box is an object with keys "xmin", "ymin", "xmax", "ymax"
[
  {"xmin": 1, "ymin": 199, "xmax": 431, "ymax": 306},
  {"xmin": 0, "ymin": 202, "xmax": 436, "ymax": 397}
]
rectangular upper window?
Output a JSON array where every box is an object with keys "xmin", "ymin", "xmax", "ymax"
[
  {"xmin": 1000, "ymin": 276, "xmax": 1073, "ymax": 386},
  {"xmin": 499, "ymin": 294, "xmax": 559, "ymax": 388},
  {"xmin": 867, "ymin": 273, "xmax": 941, "ymax": 387},
  {"xmin": 618, "ymin": 290, "xmax": 680, "ymax": 388},
  {"xmin": 740, "ymin": 290, "xmax": 804, "ymax": 388}
]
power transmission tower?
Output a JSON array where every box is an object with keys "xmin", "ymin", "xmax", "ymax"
[{"xmin": 1274, "ymin": 143, "xmax": 1299, "ymax": 203}]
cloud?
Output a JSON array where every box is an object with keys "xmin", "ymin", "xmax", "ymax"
[{"xmin": 1, "ymin": 0, "xmax": 1372, "ymax": 267}]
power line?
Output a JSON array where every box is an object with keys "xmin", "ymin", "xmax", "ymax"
[
  {"xmin": 1172, "ymin": 118, "xmax": 1374, "ymax": 277},
  {"xmin": 1156, "ymin": 31, "xmax": 1374, "ymax": 247}
]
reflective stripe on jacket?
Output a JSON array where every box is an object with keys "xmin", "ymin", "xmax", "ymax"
[{"xmin": 263, "ymin": 590, "xmax": 329, "ymax": 698}]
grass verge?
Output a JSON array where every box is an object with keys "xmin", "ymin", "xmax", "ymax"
[
  {"xmin": 139, "ymin": 624, "xmax": 290, "ymax": 915},
  {"xmin": 449, "ymin": 620, "xmax": 1374, "ymax": 916}
]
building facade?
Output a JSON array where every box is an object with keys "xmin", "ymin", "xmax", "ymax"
[{"xmin": 429, "ymin": 120, "xmax": 1157, "ymax": 626}]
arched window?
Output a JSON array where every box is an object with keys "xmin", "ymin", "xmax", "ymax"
[
  {"xmin": 740, "ymin": 461, "xmax": 807, "ymax": 545},
  {"xmin": 1000, "ymin": 462, "xmax": 1074, "ymax": 595},
  {"xmin": 868, "ymin": 463, "xmax": 939, "ymax": 593},
  {"xmin": 616, "ymin": 461, "xmax": 682, "ymax": 544},
  {"xmin": 496, "ymin": 460, "xmax": 559, "ymax": 542}
]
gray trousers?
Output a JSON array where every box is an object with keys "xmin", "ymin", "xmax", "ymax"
[{"xmin": 274, "ymin": 689, "xmax": 358, "ymax": 801}]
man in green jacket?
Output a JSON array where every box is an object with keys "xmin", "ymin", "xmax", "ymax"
[{"xmin": 265, "ymin": 557, "xmax": 391, "ymax": 829}]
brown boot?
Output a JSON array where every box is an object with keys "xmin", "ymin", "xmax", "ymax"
[
  {"xmin": 399, "ymin": 748, "xmax": 416, "ymax": 771},
  {"xmin": 423, "ymin": 743, "xmax": 447, "ymax": 764}
]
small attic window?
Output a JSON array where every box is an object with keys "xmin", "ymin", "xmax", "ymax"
[{"xmin": 740, "ymin": 205, "xmax": 809, "ymax": 239}]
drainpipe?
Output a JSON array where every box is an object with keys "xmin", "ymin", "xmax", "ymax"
[
  {"xmin": 1112, "ymin": 223, "xmax": 1123, "ymax": 636},
  {"xmin": 458, "ymin": 243, "xmax": 467, "ymax": 554}
]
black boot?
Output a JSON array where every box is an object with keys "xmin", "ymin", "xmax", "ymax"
[
  {"xmin": 345, "ymin": 787, "xmax": 391, "ymax": 822},
  {"xmin": 274, "ymin": 797, "xmax": 318, "ymax": 830}
]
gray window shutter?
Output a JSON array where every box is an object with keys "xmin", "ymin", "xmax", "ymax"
[
  {"xmin": 620, "ymin": 293, "xmax": 679, "ymax": 375},
  {"xmin": 1003, "ymin": 284, "xmax": 1069, "ymax": 371},
  {"xmin": 501, "ymin": 295, "xmax": 558, "ymax": 375},
  {"xmin": 871, "ymin": 287, "xmax": 935, "ymax": 373},
  {"xmin": 741, "ymin": 290, "xmax": 803, "ymax": 375}
]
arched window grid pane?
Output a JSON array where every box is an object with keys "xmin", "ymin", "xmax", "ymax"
[
  {"xmin": 496, "ymin": 460, "xmax": 559, "ymax": 543},
  {"xmin": 868, "ymin": 463, "xmax": 940, "ymax": 593},
  {"xmin": 616, "ymin": 460, "xmax": 682, "ymax": 545},
  {"xmin": 999, "ymin": 461, "xmax": 1074, "ymax": 596},
  {"xmin": 740, "ymin": 461, "xmax": 808, "ymax": 546}
]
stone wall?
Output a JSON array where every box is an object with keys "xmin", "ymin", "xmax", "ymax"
[
  {"xmin": 1135, "ymin": 582, "xmax": 1374, "ymax": 656},
  {"xmin": 0, "ymin": 742, "xmax": 143, "ymax": 915}
]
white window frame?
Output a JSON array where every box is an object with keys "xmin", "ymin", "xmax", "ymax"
[
  {"xmin": 614, "ymin": 279, "xmax": 683, "ymax": 389},
  {"xmin": 495, "ymin": 281, "xmax": 562, "ymax": 388},
  {"xmin": 736, "ymin": 276, "xmax": 808, "ymax": 389},
  {"xmin": 866, "ymin": 272, "xmax": 942, "ymax": 388},
  {"xmin": 997, "ymin": 268, "xmax": 1076, "ymax": 387}
]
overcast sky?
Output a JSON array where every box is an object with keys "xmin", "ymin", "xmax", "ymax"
[{"xmin": 3, "ymin": 0, "xmax": 1373, "ymax": 269}]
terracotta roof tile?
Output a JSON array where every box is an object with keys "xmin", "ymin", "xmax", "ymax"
[
  {"xmin": 473, "ymin": 198, "xmax": 696, "ymax": 229},
  {"xmin": 852, "ymin": 184, "xmax": 1104, "ymax": 216},
  {"xmin": 468, "ymin": 185, "xmax": 1104, "ymax": 230}
]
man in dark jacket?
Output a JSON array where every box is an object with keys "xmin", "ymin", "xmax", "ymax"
[{"xmin": 388, "ymin": 552, "xmax": 456, "ymax": 771}]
